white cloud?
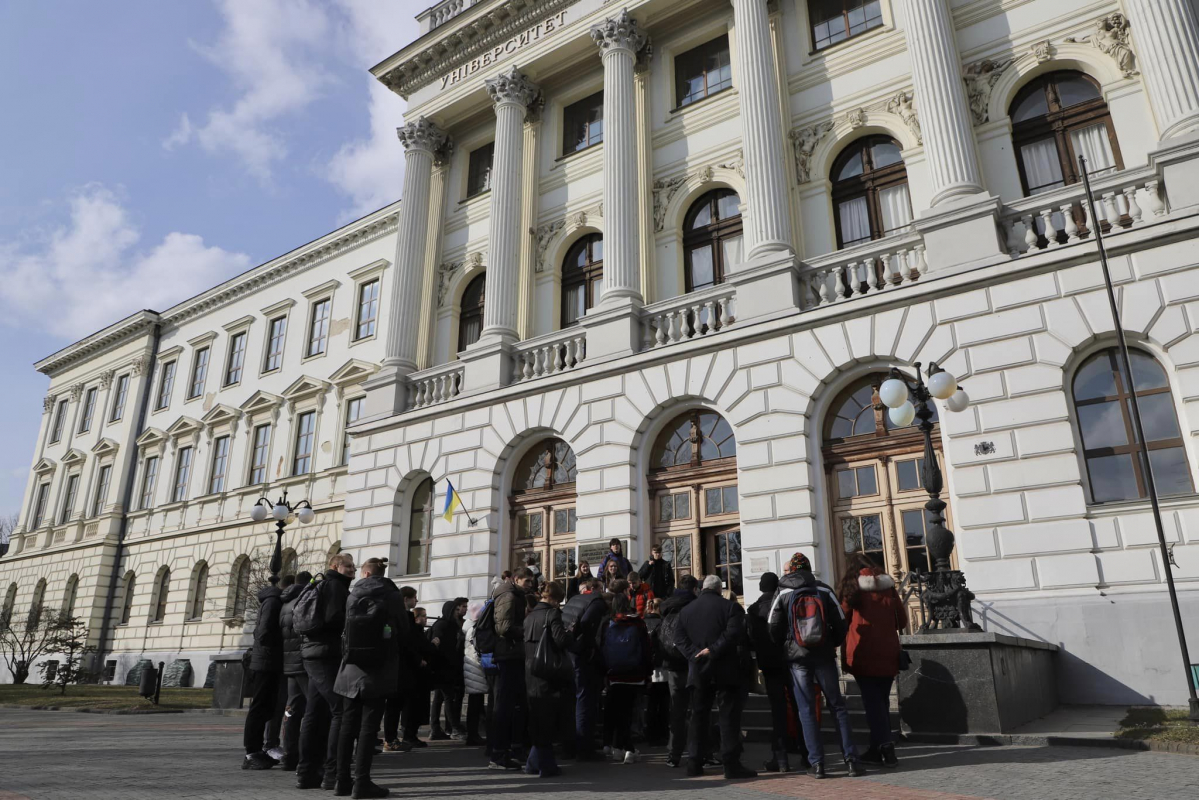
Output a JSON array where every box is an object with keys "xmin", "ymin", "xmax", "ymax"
[
  {"xmin": 0, "ymin": 185, "xmax": 252, "ymax": 340},
  {"xmin": 162, "ymin": 113, "xmax": 193, "ymax": 150}
]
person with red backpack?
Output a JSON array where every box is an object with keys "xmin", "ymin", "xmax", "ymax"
[
  {"xmin": 768, "ymin": 552, "xmax": 862, "ymax": 780},
  {"xmin": 627, "ymin": 571, "xmax": 654, "ymax": 617},
  {"xmin": 600, "ymin": 593, "xmax": 651, "ymax": 764}
]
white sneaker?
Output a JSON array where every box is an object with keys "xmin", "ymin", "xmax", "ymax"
[
  {"xmin": 623, "ymin": 750, "xmax": 639, "ymax": 764},
  {"xmin": 265, "ymin": 747, "xmax": 285, "ymax": 762}
]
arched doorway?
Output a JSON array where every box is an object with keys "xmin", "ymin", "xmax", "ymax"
[
  {"xmin": 509, "ymin": 439, "xmax": 578, "ymax": 587},
  {"xmin": 822, "ymin": 375, "xmax": 952, "ymax": 621},
  {"xmin": 648, "ymin": 409, "xmax": 740, "ymax": 595}
]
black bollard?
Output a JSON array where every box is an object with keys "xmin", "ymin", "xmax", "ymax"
[{"xmin": 139, "ymin": 662, "xmax": 158, "ymax": 702}]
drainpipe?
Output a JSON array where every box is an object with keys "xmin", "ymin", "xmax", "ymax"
[{"xmin": 91, "ymin": 319, "xmax": 161, "ymax": 677}]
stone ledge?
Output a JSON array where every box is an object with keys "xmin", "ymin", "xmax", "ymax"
[{"xmin": 901, "ymin": 631, "xmax": 1060, "ymax": 651}]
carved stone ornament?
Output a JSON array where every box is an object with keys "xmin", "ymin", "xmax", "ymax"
[
  {"xmin": 1032, "ymin": 39, "xmax": 1054, "ymax": 64},
  {"xmin": 100, "ymin": 370, "xmax": 115, "ymax": 389},
  {"xmin": 484, "ymin": 66, "xmax": 540, "ymax": 109},
  {"xmin": 789, "ymin": 121, "xmax": 835, "ymax": 184},
  {"xmin": 397, "ymin": 117, "xmax": 450, "ymax": 154},
  {"xmin": 846, "ymin": 107, "xmax": 866, "ymax": 129},
  {"xmin": 132, "ymin": 355, "xmax": 150, "ymax": 376},
  {"xmin": 590, "ymin": 10, "xmax": 647, "ymax": 55},
  {"xmin": 650, "ymin": 152, "xmax": 743, "ymax": 231},
  {"xmin": 962, "ymin": 57, "xmax": 1014, "ymax": 126},
  {"xmin": 437, "ymin": 261, "xmax": 463, "ymax": 307},
  {"xmin": 70, "ymin": 383, "xmax": 84, "ymax": 402},
  {"xmin": 534, "ymin": 220, "xmax": 566, "ymax": 272},
  {"xmin": 1066, "ymin": 13, "xmax": 1137, "ymax": 78},
  {"xmin": 634, "ymin": 38, "xmax": 654, "ymax": 74},
  {"xmin": 886, "ymin": 90, "xmax": 922, "ymax": 145},
  {"xmin": 43, "ymin": 394, "xmax": 56, "ymax": 414}
]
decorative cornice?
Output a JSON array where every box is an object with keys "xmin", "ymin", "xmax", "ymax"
[
  {"xmin": 590, "ymin": 10, "xmax": 646, "ymax": 55},
  {"xmin": 962, "ymin": 57, "xmax": 1014, "ymax": 126},
  {"xmin": 1064, "ymin": 12, "xmax": 1137, "ymax": 78},
  {"xmin": 34, "ymin": 311, "xmax": 159, "ymax": 378}
]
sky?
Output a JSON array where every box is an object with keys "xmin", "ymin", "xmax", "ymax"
[{"xmin": 0, "ymin": 0, "xmax": 421, "ymax": 521}]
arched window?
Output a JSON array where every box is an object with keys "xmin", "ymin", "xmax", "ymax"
[
  {"xmin": 832, "ymin": 135, "xmax": 912, "ymax": 249},
  {"xmin": 407, "ymin": 478, "xmax": 435, "ymax": 575},
  {"xmin": 650, "ymin": 410, "xmax": 740, "ymax": 594},
  {"xmin": 1011, "ymin": 71, "xmax": 1121, "ymax": 196},
  {"xmin": 30, "ymin": 578, "xmax": 46, "ymax": 626},
  {"xmin": 189, "ymin": 562, "xmax": 208, "ymax": 621},
  {"xmin": 119, "ymin": 572, "xmax": 136, "ymax": 624},
  {"xmin": 1072, "ymin": 348, "xmax": 1193, "ymax": 503},
  {"xmin": 229, "ymin": 557, "xmax": 251, "ymax": 619},
  {"xmin": 561, "ymin": 234, "xmax": 604, "ymax": 327},
  {"xmin": 683, "ymin": 189, "xmax": 743, "ymax": 292},
  {"xmin": 823, "ymin": 374, "xmax": 947, "ymax": 626},
  {"xmin": 62, "ymin": 574, "xmax": 79, "ymax": 620},
  {"xmin": 458, "ymin": 273, "xmax": 486, "ymax": 353},
  {"xmin": 2, "ymin": 583, "xmax": 17, "ymax": 626},
  {"xmin": 152, "ymin": 568, "xmax": 170, "ymax": 623},
  {"xmin": 510, "ymin": 439, "xmax": 579, "ymax": 585}
]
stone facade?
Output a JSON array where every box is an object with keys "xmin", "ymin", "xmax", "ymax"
[{"xmin": 5, "ymin": 0, "xmax": 1199, "ymax": 705}]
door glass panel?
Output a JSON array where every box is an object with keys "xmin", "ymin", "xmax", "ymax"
[
  {"xmin": 553, "ymin": 508, "xmax": 577, "ymax": 534},
  {"xmin": 706, "ymin": 487, "xmax": 722, "ymax": 515},
  {"xmin": 722, "ymin": 486, "xmax": 739, "ymax": 513},
  {"xmin": 837, "ymin": 469, "xmax": 856, "ymax": 499},
  {"xmin": 675, "ymin": 493, "xmax": 691, "ymax": 520},
  {"xmin": 855, "ymin": 466, "xmax": 877, "ymax": 496},
  {"xmin": 676, "ymin": 535, "xmax": 692, "ymax": 568},
  {"xmin": 689, "ymin": 244, "xmax": 715, "ymax": 289},
  {"xmin": 518, "ymin": 511, "xmax": 543, "ymax": 540},
  {"xmin": 861, "ymin": 514, "xmax": 883, "ymax": 551},
  {"xmin": 842, "ymin": 517, "xmax": 861, "ymax": 554},
  {"xmin": 554, "ymin": 548, "xmax": 574, "ymax": 579},
  {"xmin": 660, "ymin": 494, "xmax": 674, "ymax": 522}
]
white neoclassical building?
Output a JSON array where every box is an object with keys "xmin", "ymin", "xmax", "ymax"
[{"xmin": 5, "ymin": 0, "xmax": 1199, "ymax": 705}]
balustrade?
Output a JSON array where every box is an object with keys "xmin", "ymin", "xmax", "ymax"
[
  {"xmin": 642, "ymin": 287, "xmax": 736, "ymax": 349},
  {"xmin": 512, "ymin": 330, "xmax": 587, "ymax": 382}
]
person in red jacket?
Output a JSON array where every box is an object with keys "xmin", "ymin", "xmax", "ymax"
[
  {"xmin": 627, "ymin": 572, "xmax": 654, "ymax": 617},
  {"xmin": 838, "ymin": 554, "xmax": 908, "ymax": 768}
]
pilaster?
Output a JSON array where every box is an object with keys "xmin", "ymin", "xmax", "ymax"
[
  {"xmin": 416, "ymin": 160, "xmax": 450, "ymax": 371},
  {"xmin": 517, "ymin": 112, "xmax": 543, "ymax": 340}
]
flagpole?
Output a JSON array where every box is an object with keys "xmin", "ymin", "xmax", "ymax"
[{"xmin": 1079, "ymin": 154, "xmax": 1199, "ymax": 719}]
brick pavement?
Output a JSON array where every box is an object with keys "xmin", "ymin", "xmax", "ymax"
[{"xmin": 1, "ymin": 709, "xmax": 1197, "ymax": 800}]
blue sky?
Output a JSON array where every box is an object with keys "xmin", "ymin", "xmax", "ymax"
[{"xmin": 0, "ymin": 0, "xmax": 420, "ymax": 520}]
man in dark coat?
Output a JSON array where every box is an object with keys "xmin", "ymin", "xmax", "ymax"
[
  {"xmin": 297, "ymin": 553, "xmax": 355, "ymax": 790},
  {"xmin": 242, "ymin": 580, "xmax": 285, "ymax": 769},
  {"xmin": 675, "ymin": 575, "xmax": 757, "ymax": 780},
  {"xmin": 638, "ymin": 543, "xmax": 675, "ymax": 600},
  {"xmin": 747, "ymin": 571, "xmax": 808, "ymax": 773},
  {"xmin": 522, "ymin": 581, "xmax": 574, "ymax": 777},
  {"xmin": 401, "ymin": 603, "xmax": 439, "ymax": 747},
  {"xmin": 429, "ymin": 597, "xmax": 468, "ymax": 739},
  {"xmin": 488, "ymin": 566, "xmax": 534, "ymax": 770},
  {"xmin": 560, "ymin": 576, "xmax": 607, "ymax": 759},
  {"xmin": 334, "ymin": 558, "xmax": 409, "ymax": 798},
  {"xmin": 278, "ymin": 571, "xmax": 312, "ymax": 771},
  {"xmin": 659, "ymin": 575, "xmax": 698, "ymax": 768}
]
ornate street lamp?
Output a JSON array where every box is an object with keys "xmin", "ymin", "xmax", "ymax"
[
  {"xmin": 249, "ymin": 489, "xmax": 316, "ymax": 586},
  {"xmin": 879, "ymin": 362, "xmax": 980, "ymax": 633}
]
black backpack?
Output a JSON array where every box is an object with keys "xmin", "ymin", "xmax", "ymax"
[
  {"xmin": 473, "ymin": 598, "xmax": 498, "ymax": 656},
  {"xmin": 343, "ymin": 593, "xmax": 389, "ymax": 668},
  {"xmin": 659, "ymin": 611, "xmax": 684, "ymax": 663},
  {"xmin": 292, "ymin": 578, "xmax": 325, "ymax": 637}
]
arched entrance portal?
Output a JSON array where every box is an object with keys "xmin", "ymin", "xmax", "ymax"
[{"xmin": 509, "ymin": 439, "xmax": 578, "ymax": 586}]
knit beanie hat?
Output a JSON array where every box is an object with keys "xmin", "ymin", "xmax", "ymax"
[
  {"xmin": 787, "ymin": 552, "xmax": 812, "ymax": 573},
  {"xmin": 758, "ymin": 572, "xmax": 779, "ymax": 593}
]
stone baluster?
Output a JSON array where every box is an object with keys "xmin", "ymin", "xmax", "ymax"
[
  {"xmin": 833, "ymin": 265, "xmax": 847, "ymax": 301},
  {"xmin": 1122, "ymin": 187, "xmax": 1143, "ymax": 227},
  {"xmin": 1061, "ymin": 205, "xmax": 1080, "ymax": 243},
  {"xmin": 1143, "ymin": 181, "xmax": 1167, "ymax": 217},
  {"xmin": 867, "ymin": 259, "xmax": 881, "ymax": 293},
  {"xmin": 1022, "ymin": 214, "xmax": 1039, "ymax": 253},
  {"xmin": 913, "ymin": 245, "xmax": 929, "ymax": 277},
  {"xmin": 1101, "ymin": 192, "xmax": 1121, "ymax": 229},
  {"xmin": 1040, "ymin": 209, "xmax": 1060, "ymax": 247},
  {"xmin": 816, "ymin": 271, "xmax": 831, "ymax": 305}
]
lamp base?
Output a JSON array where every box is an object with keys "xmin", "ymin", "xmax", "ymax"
[{"xmin": 919, "ymin": 569, "xmax": 983, "ymax": 634}]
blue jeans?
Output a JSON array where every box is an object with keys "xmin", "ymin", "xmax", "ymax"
[
  {"xmin": 790, "ymin": 659, "xmax": 856, "ymax": 765},
  {"xmin": 856, "ymin": 674, "xmax": 895, "ymax": 748}
]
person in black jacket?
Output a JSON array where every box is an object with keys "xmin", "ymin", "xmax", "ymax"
[
  {"xmin": 429, "ymin": 597, "xmax": 467, "ymax": 740},
  {"xmin": 401, "ymin": 604, "xmax": 439, "ymax": 747},
  {"xmin": 278, "ymin": 571, "xmax": 312, "ymax": 771},
  {"xmin": 658, "ymin": 575, "xmax": 697, "ymax": 767},
  {"xmin": 297, "ymin": 553, "xmax": 355, "ymax": 790},
  {"xmin": 747, "ymin": 571, "xmax": 807, "ymax": 774},
  {"xmin": 675, "ymin": 575, "xmax": 757, "ymax": 780},
  {"xmin": 522, "ymin": 581, "xmax": 573, "ymax": 777},
  {"xmin": 560, "ymin": 577, "xmax": 607, "ymax": 759},
  {"xmin": 333, "ymin": 558, "xmax": 409, "ymax": 799},
  {"xmin": 242, "ymin": 579, "xmax": 285, "ymax": 770},
  {"xmin": 638, "ymin": 543, "xmax": 675, "ymax": 600},
  {"xmin": 488, "ymin": 567, "xmax": 533, "ymax": 770}
]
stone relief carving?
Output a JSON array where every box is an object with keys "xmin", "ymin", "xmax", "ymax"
[
  {"xmin": 788, "ymin": 92, "xmax": 921, "ymax": 184},
  {"xmin": 437, "ymin": 252, "xmax": 483, "ymax": 306},
  {"xmin": 650, "ymin": 151, "xmax": 744, "ymax": 231},
  {"xmin": 887, "ymin": 91, "xmax": 922, "ymax": 145},
  {"xmin": 845, "ymin": 107, "xmax": 866, "ymax": 129},
  {"xmin": 1066, "ymin": 13, "xmax": 1137, "ymax": 78},
  {"xmin": 70, "ymin": 383, "xmax": 84, "ymax": 402},
  {"xmin": 100, "ymin": 370, "xmax": 115, "ymax": 389},
  {"xmin": 534, "ymin": 220, "xmax": 566, "ymax": 272},
  {"xmin": 484, "ymin": 66, "xmax": 540, "ymax": 109},
  {"xmin": 43, "ymin": 394, "xmax": 56, "ymax": 414},
  {"xmin": 589, "ymin": 9, "xmax": 647, "ymax": 55},
  {"xmin": 789, "ymin": 121, "xmax": 835, "ymax": 184},
  {"xmin": 132, "ymin": 355, "xmax": 150, "ymax": 376},
  {"xmin": 1032, "ymin": 39, "xmax": 1054, "ymax": 64},
  {"xmin": 962, "ymin": 57, "xmax": 1014, "ymax": 126},
  {"xmin": 634, "ymin": 38, "xmax": 654, "ymax": 74}
]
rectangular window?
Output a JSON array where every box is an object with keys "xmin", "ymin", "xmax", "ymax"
[
  {"xmin": 307, "ymin": 300, "xmax": 331, "ymax": 358},
  {"xmin": 224, "ymin": 332, "xmax": 247, "ymax": 385},
  {"xmin": 659, "ymin": 491, "xmax": 692, "ymax": 522},
  {"xmin": 156, "ymin": 362, "xmax": 176, "ymax": 410},
  {"xmin": 264, "ymin": 316, "xmax": 287, "ymax": 372},
  {"xmin": 140, "ymin": 456, "xmax": 159, "ymax": 511},
  {"xmin": 59, "ymin": 475, "xmax": 80, "ymax": 524},
  {"xmin": 188, "ymin": 348, "xmax": 209, "ymax": 399},
  {"xmin": 208, "ymin": 436, "xmax": 230, "ymax": 494},
  {"xmin": 895, "ymin": 458, "xmax": 926, "ymax": 492},
  {"xmin": 32, "ymin": 483, "xmax": 50, "ymax": 528},
  {"xmin": 466, "ymin": 142, "xmax": 495, "ymax": 198},
  {"xmin": 110, "ymin": 374, "xmax": 129, "ymax": 422},
  {"xmin": 78, "ymin": 387, "xmax": 98, "ymax": 433},
  {"xmin": 704, "ymin": 485, "xmax": 740, "ymax": 516},
  {"xmin": 341, "ymin": 398, "xmax": 364, "ymax": 465},
  {"xmin": 563, "ymin": 91, "xmax": 604, "ymax": 154},
  {"xmin": 837, "ymin": 465, "xmax": 879, "ymax": 499},
  {"xmin": 354, "ymin": 280, "xmax": 380, "ymax": 340},
  {"xmin": 675, "ymin": 35, "xmax": 732, "ymax": 108},
  {"xmin": 50, "ymin": 400, "xmax": 69, "ymax": 443},
  {"xmin": 811, "ymin": 0, "xmax": 884, "ymax": 51},
  {"xmin": 292, "ymin": 412, "xmax": 315, "ymax": 476},
  {"xmin": 92, "ymin": 465, "xmax": 112, "ymax": 517},
  {"xmin": 172, "ymin": 447, "xmax": 193, "ymax": 503},
  {"xmin": 249, "ymin": 424, "xmax": 271, "ymax": 485}
]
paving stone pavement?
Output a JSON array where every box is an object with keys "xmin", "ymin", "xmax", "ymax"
[{"xmin": 1, "ymin": 709, "xmax": 1197, "ymax": 800}]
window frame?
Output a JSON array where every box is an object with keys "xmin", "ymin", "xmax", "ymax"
[
  {"xmin": 353, "ymin": 279, "xmax": 380, "ymax": 341},
  {"xmin": 139, "ymin": 456, "xmax": 160, "ymax": 511},
  {"xmin": 305, "ymin": 298, "xmax": 332, "ymax": 359},
  {"xmin": 172, "ymin": 446, "xmax": 193, "ymax": 503},
  {"xmin": 249, "ymin": 423, "xmax": 272, "ymax": 486},
  {"xmin": 119, "ymin": 572, "xmax": 136, "ymax": 625},
  {"xmin": 155, "ymin": 361, "xmax": 177, "ymax": 411},
  {"xmin": 78, "ymin": 387, "xmax": 98, "ymax": 433},
  {"xmin": 682, "ymin": 189, "xmax": 744, "ymax": 293},
  {"xmin": 50, "ymin": 400, "xmax": 69, "ymax": 443},
  {"xmin": 466, "ymin": 141, "xmax": 495, "ymax": 199},
  {"xmin": 560, "ymin": 234, "xmax": 604, "ymax": 328},
  {"xmin": 831, "ymin": 135, "xmax": 912, "ymax": 249},
  {"xmin": 562, "ymin": 91, "xmax": 604, "ymax": 155},
  {"xmin": 188, "ymin": 562, "xmax": 208, "ymax": 621},
  {"xmin": 59, "ymin": 473, "xmax": 80, "ymax": 525},
  {"xmin": 152, "ymin": 568, "xmax": 170, "ymax": 624},
  {"xmin": 208, "ymin": 436, "xmax": 231, "ymax": 494},
  {"xmin": 674, "ymin": 34, "xmax": 733, "ymax": 110},
  {"xmin": 224, "ymin": 331, "xmax": 248, "ymax": 387},
  {"xmin": 109, "ymin": 374, "xmax": 130, "ymax": 422},
  {"xmin": 406, "ymin": 477, "xmax": 436, "ymax": 576},
  {"xmin": 808, "ymin": 0, "xmax": 886, "ymax": 53},
  {"xmin": 91, "ymin": 464, "xmax": 112, "ymax": 517},
  {"xmin": 292, "ymin": 411, "xmax": 316, "ymax": 476},
  {"xmin": 187, "ymin": 347, "xmax": 210, "ymax": 400},
  {"xmin": 341, "ymin": 397, "xmax": 365, "ymax": 467},
  {"xmin": 457, "ymin": 273, "xmax": 486, "ymax": 354},
  {"xmin": 263, "ymin": 315, "xmax": 288, "ymax": 373},
  {"xmin": 32, "ymin": 482, "xmax": 51, "ymax": 528}
]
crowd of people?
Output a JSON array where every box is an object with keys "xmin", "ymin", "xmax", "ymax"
[{"xmin": 238, "ymin": 539, "xmax": 908, "ymax": 797}]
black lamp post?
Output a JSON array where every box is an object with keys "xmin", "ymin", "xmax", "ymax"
[
  {"xmin": 249, "ymin": 489, "xmax": 315, "ymax": 585},
  {"xmin": 879, "ymin": 362, "xmax": 981, "ymax": 633}
]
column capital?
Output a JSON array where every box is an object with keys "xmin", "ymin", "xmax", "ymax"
[
  {"xmin": 484, "ymin": 66, "xmax": 540, "ymax": 110},
  {"xmin": 396, "ymin": 118, "xmax": 449, "ymax": 154},
  {"xmin": 591, "ymin": 10, "xmax": 647, "ymax": 56}
]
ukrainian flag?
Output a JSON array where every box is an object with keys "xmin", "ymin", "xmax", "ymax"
[{"xmin": 442, "ymin": 480, "xmax": 464, "ymax": 523}]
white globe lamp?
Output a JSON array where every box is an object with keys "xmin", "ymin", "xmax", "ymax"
[
  {"xmin": 888, "ymin": 401, "xmax": 916, "ymax": 427},
  {"xmin": 879, "ymin": 378, "xmax": 909, "ymax": 409},
  {"xmin": 297, "ymin": 507, "xmax": 316, "ymax": 525},
  {"xmin": 928, "ymin": 371, "xmax": 957, "ymax": 400},
  {"xmin": 946, "ymin": 389, "xmax": 970, "ymax": 413},
  {"xmin": 272, "ymin": 502, "xmax": 289, "ymax": 521}
]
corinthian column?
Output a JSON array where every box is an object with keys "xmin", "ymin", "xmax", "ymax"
[
  {"xmin": 481, "ymin": 67, "xmax": 539, "ymax": 342},
  {"xmin": 384, "ymin": 118, "xmax": 449, "ymax": 371},
  {"xmin": 730, "ymin": 0, "xmax": 794, "ymax": 257},
  {"xmin": 1123, "ymin": 0, "xmax": 1199, "ymax": 139},
  {"xmin": 901, "ymin": 0, "xmax": 985, "ymax": 206},
  {"xmin": 591, "ymin": 10, "xmax": 646, "ymax": 304}
]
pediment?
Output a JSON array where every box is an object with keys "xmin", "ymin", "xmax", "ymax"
[
  {"xmin": 201, "ymin": 404, "xmax": 242, "ymax": 427},
  {"xmin": 282, "ymin": 375, "xmax": 331, "ymax": 402},
  {"xmin": 60, "ymin": 448, "xmax": 86, "ymax": 466},
  {"xmin": 165, "ymin": 416, "xmax": 203, "ymax": 438},
  {"xmin": 239, "ymin": 390, "xmax": 284, "ymax": 415},
  {"xmin": 136, "ymin": 428, "xmax": 167, "ymax": 447},
  {"xmin": 91, "ymin": 438, "xmax": 120, "ymax": 457},
  {"xmin": 32, "ymin": 457, "xmax": 56, "ymax": 475},
  {"xmin": 328, "ymin": 358, "xmax": 380, "ymax": 388}
]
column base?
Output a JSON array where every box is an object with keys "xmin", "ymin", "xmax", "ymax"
[
  {"xmin": 580, "ymin": 296, "xmax": 643, "ymax": 360},
  {"xmin": 728, "ymin": 250, "xmax": 802, "ymax": 323},
  {"xmin": 913, "ymin": 194, "xmax": 1007, "ymax": 273},
  {"xmin": 362, "ymin": 365, "xmax": 414, "ymax": 419},
  {"xmin": 459, "ymin": 337, "xmax": 514, "ymax": 392},
  {"xmin": 1151, "ymin": 130, "xmax": 1199, "ymax": 212}
]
